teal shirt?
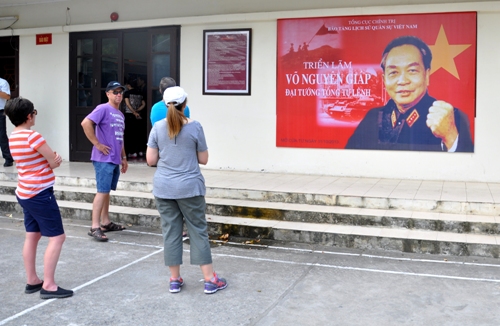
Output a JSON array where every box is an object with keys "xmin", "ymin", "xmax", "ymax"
[{"xmin": 150, "ymin": 100, "xmax": 190, "ymax": 126}]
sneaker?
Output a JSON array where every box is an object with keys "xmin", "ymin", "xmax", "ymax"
[
  {"xmin": 169, "ymin": 277, "xmax": 184, "ymax": 293},
  {"xmin": 40, "ymin": 286, "xmax": 73, "ymax": 299},
  {"xmin": 128, "ymin": 153, "xmax": 137, "ymax": 158},
  {"xmin": 138, "ymin": 152, "xmax": 144, "ymax": 157},
  {"xmin": 204, "ymin": 272, "xmax": 227, "ymax": 294}
]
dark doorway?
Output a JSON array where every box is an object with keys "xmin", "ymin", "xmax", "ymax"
[
  {"xmin": 69, "ymin": 26, "xmax": 180, "ymax": 162},
  {"xmin": 0, "ymin": 36, "xmax": 19, "ymax": 99}
]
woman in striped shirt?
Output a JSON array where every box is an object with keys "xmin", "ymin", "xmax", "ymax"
[{"xmin": 5, "ymin": 97, "xmax": 73, "ymax": 299}]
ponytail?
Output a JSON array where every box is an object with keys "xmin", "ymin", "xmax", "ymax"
[{"xmin": 166, "ymin": 100, "xmax": 187, "ymax": 139}]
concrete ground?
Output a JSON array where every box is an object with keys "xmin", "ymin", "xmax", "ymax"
[{"xmin": 1, "ymin": 213, "xmax": 500, "ymax": 326}]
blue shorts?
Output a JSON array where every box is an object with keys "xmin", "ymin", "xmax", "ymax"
[
  {"xmin": 17, "ymin": 187, "xmax": 64, "ymax": 237},
  {"xmin": 93, "ymin": 161, "xmax": 120, "ymax": 193}
]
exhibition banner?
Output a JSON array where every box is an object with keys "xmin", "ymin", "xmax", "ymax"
[{"xmin": 276, "ymin": 12, "xmax": 476, "ymax": 152}]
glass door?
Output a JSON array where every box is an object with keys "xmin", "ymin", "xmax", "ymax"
[
  {"xmin": 69, "ymin": 31, "xmax": 122, "ymax": 162},
  {"xmin": 0, "ymin": 36, "xmax": 19, "ymax": 99},
  {"xmin": 150, "ymin": 28, "xmax": 180, "ymax": 114},
  {"xmin": 69, "ymin": 27, "xmax": 179, "ymax": 162}
]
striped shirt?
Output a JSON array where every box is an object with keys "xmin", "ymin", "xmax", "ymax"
[{"xmin": 9, "ymin": 130, "xmax": 55, "ymax": 199}]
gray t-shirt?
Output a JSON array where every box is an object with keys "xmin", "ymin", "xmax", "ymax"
[{"xmin": 147, "ymin": 119, "xmax": 208, "ymax": 199}]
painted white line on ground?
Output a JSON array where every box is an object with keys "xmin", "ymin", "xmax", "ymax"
[
  {"xmin": 213, "ymin": 253, "xmax": 500, "ymax": 283},
  {"xmin": 2, "ymin": 221, "xmax": 500, "ymax": 269},
  {"xmin": 0, "ymin": 248, "xmax": 163, "ymax": 326},
  {"xmin": 71, "ymin": 248, "xmax": 163, "ymax": 291},
  {"xmin": 228, "ymin": 243, "xmax": 500, "ymax": 269},
  {"xmin": 105, "ymin": 240, "xmax": 163, "ymax": 249},
  {"xmin": 0, "ymin": 300, "xmax": 54, "ymax": 326},
  {"xmin": 59, "ymin": 220, "xmax": 163, "ymax": 236},
  {"xmin": 2, "ymin": 222, "xmax": 500, "ymax": 325},
  {"xmin": 269, "ymin": 247, "xmax": 500, "ymax": 268},
  {"xmin": 0, "ymin": 227, "xmax": 21, "ymax": 232},
  {"xmin": 68, "ymin": 236, "xmax": 164, "ymax": 249}
]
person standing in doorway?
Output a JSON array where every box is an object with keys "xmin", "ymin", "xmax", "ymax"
[
  {"xmin": 0, "ymin": 76, "xmax": 14, "ymax": 167},
  {"xmin": 81, "ymin": 81, "xmax": 128, "ymax": 242},
  {"xmin": 5, "ymin": 97, "xmax": 73, "ymax": 299},
  {"xmin": 136, "ymin": 75, "xmax": 146, "ymax": 98},
  {"xmin": 123, "ymin": 79, "xmax": 146, "ymax": 158},
  {"xmin": 146, "ymin": 86, "xmax": 227, "ymax": 294}
]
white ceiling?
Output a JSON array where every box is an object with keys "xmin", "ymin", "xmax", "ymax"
[
  {"xmin": 0, "ymin": 0, "xmax": 66, "ymax": 6},
  {"xmin": 0, "ymin": 0, "xmax": 493, "ymax": 29}
]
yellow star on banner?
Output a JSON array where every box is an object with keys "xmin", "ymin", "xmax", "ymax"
[{"xmin": 428, "ymin": 25, "xmax": 471, "ymax": 80}]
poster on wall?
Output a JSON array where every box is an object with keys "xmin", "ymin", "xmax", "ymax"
[
  {"xmin": 203, "ymin": 29, "xmax": 251, "ymax": 95},
  {"xmin": 276, "ymin": 12, "xmax": 476, "ymax": 152}
]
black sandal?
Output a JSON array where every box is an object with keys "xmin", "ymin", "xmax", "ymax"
[
  {"xmin": 88, "ymin": 227, "xmax": 108, "ymax": 241},
  {"xmin": 100, "ymin": 221, "xmax": 126, "ymax": 232}
]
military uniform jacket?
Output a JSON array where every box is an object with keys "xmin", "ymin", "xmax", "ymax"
[{"xmin": 345, "ymin": 93, "xmax": 474, "ymax": 152}]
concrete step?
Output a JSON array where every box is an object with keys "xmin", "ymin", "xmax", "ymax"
[
  {"xmin": 1, "ymin": 181, "xmax": 498, "ymax": 235},
  {"xmin": 0, "ymin": 194, "xmax": 497, "ymax": 258},
  {"xmin": 2, "ymin": 175, "xmax": 499, "ymax": 215},
  {"xmin": 2, "ymin": 173, "xmax": 500, "ymax": 257}
]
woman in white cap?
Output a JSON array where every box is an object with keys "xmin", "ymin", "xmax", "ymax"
[{"xmin": 146, "ymin": 86, "xmax": 227, "ymax": 294}]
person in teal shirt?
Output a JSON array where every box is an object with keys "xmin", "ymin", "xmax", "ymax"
[{"xmin": 150, "ymin": 77, "xmax": 190, "ymax": 125}]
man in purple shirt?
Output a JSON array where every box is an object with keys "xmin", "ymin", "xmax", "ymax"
[{"xmin": 81, "ymin": 81, "xmax": 128, "ymax": 242}]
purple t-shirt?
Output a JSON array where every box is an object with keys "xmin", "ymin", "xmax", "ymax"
[{"xmin": 86, "ymin": 103, "xmax": 125, "ymax": 165}]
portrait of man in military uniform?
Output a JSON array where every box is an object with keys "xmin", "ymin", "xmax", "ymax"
[{"xmin": 345, "ymin": 35, "xmax": 474, "ymax": 152}]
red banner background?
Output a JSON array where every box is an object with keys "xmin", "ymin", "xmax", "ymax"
[{"xmin": 276, "ymin": 12, "xmax": 477, "ymax": 150}]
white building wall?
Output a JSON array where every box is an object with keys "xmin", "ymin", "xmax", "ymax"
[
  {"xmin": 1, "ymin": 2, "xmax": 500, "ymax": 181},
  {"xmin": 12, "ymin": 29, "xmax": 69, "ymax": 159},
  {"xmin": 180, "ymin": 21, "xmax": 279, "ymax": 173}
]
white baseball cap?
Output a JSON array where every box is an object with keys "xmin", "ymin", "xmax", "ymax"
[{"xmin": 163, "ymin": 86, "xmax": 187, "ymax": 105}]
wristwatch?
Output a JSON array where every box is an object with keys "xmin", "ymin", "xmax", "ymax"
[{"xmin": 122, "ymin": 156, "xmax": 127, "ymax": 160}]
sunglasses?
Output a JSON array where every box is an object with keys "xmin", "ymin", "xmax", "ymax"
[
  {"xmin": 31, "ymin": 109, "xmax": 37, "ymax": 116},
  {"xmin": 110, "ymin": 90, "xmax": 123, "ymax": 95}
]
